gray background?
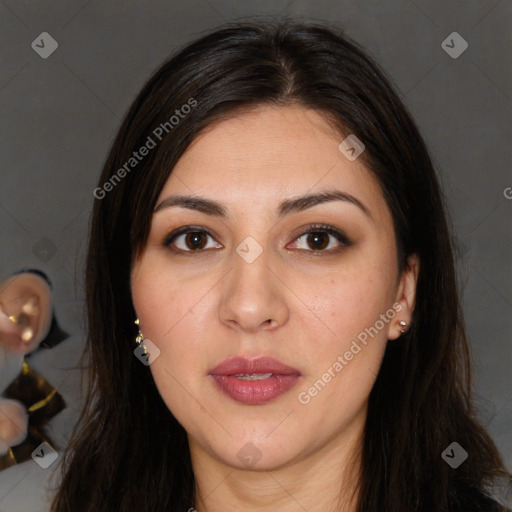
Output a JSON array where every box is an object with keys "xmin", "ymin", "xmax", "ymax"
[{"xmin": 0, "ymin": 0, "xmax": 511, "ymax": 510}]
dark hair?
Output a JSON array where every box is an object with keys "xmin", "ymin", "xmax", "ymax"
[
  {"xmin": 12, "ymin": 267, "xmax": 52, "ymax": 288},
  {"xmin": 49, "ymin": 19, "xmax": 511, "ymax": 512}
]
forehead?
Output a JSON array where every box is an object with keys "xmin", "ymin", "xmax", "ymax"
[{"xmin": 157, "ymin": 105, "xmax": 386, "ymax": 220}]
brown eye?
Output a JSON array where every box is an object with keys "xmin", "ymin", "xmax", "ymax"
[
  {"xmin": 291, "ymin": 224, "xmax": 352, "ymax": 253},
  {"xmin": 306, "ymin": 232, "xmax": 329, "ymax": 250},
  {"xmin": 184, "ymin": 232, "xmax": 208, "ymax": 250},
  {"xmin": 164, "ymin": 227, "xmax": 222, "ymax": 253},
  {"xmin": 163, "ymin": 224, "xmax": 351, "ymax": 255}
]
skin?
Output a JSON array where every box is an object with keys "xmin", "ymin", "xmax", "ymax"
[
  {"xmin": 131, "ymin": 105, "xmax": 419, "ymax": 511},
  {"xmin": 0, "ymin": 399, "xmax": 28, "ymax": 456},
  {"xmin": 0, "ymin": 273, "xmax": 53, "ymax": 354},
  {"xmin": 0, "ymin": 272, "xmax": 53, "ymax": 454}
]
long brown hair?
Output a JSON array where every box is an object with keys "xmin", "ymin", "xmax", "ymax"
[{"xmin": 49, "ymin": 19, "xmax": 510, "ymax": 511}]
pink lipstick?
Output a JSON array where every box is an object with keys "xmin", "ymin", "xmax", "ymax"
[{"xmin": 209, "ymin": 356, "xmax": 301, "ymax": 405}]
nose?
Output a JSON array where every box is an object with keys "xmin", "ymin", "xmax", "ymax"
[{"xmin": 218, "ymin": 242, "xmax": 289, "ymax": 334}]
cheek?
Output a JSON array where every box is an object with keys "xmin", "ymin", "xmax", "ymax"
[
  {"xmin": 131, "ymin": 258, "xmax": 214, "ymax": 407},
  {"xmin": 295, "ymin": 264, "xmax": 396, "ymax": 399},
  {"xmin": 305, "ymin": 284, "xmax": 390, "ymax": 380},
  {"xmin": 307, "ymin": 266, "xmax": 396, "ymax": 346},
  {"xmin": 293, "ymin": 278, "xmax": 392, "ymax": 430},
  {"xmin": 132, "ymin": 254, "xmax": 206, "ymax": 345}
]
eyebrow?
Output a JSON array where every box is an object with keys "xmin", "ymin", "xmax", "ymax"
[{"xmin": 153, "ymin": 189, "xmax": 373, "ymax": 221}]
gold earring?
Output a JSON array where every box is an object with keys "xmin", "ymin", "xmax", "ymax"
[
  {"xmin": 134, "ymin": 318, "xmax": 147, "ymax": 356},
  {"xmin": 8, "ymin": 311, "xmax": 34, "ymax": 342},
  {"xmin": 398, "ymin": 320, "xmax": 408, "ymax": 333}
]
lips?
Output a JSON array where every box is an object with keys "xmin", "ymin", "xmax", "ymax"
[
  {"xmin": 209, "ymin": 356, "xmax": 301, "ymax": 405},
  {"xmin": 210, "ymin": 356, "xmax": 301, "ymax": 376}
]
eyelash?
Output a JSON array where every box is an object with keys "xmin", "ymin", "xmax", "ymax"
[{"xmin": 162, "ymin": 223, "xmax": 352, "ymax": 255}]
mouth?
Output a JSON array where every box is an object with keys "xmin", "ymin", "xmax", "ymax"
[{"xmin": 209, "ymin": 356, "xmax": 302, "ymax": 405}]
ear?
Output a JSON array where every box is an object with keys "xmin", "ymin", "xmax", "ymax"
[
  {"xmin": 387, "ymin": 253, "xmax": 420, "ymax": 341},
  {"xmin": 0, "ymin": 273, "xmax": 53, "ymax": 354}
]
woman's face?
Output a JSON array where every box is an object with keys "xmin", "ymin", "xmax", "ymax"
[{"xmin": 131, "ymin": 105, "xmax": 418, "ymax": 471}]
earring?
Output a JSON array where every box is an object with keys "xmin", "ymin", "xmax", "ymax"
[
  {"xmin": 134, "ymin": 318, "xmax": 147, "ymax": 356},
  {"xmin": 398, "ymin": 320, "xmax": 408, "ymax": 333}
]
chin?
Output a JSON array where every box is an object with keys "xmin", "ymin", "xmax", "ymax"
[{"xmin": 206, "ymin": 431, "xmax": 301, "ymax": 471}]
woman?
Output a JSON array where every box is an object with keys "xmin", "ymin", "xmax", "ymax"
[{"xmin": 49, "ymin": 20, "xmax": 511, "ymax": 511}]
